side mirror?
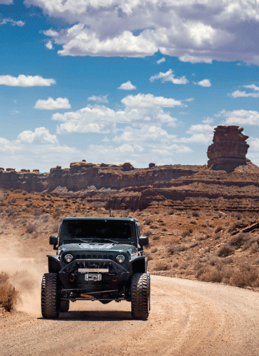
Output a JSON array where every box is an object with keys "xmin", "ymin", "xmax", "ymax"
[
  {"xmin": 139, "ymin": 236, "xmax": 149, "ymax": 247},
  {"xmin": 49, "ymin": 235, "xmax": 58, "ymax": 250}
]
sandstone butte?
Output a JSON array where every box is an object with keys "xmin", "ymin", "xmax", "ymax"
[{"xmin": 0, "ymin": 125, "xmax": 259, "ymax": 212}]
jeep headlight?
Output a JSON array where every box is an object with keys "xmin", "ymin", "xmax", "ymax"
[
  {"xmin": 116, "ymin": 254, "xmax": 125, "ymax": 263},
  {"xmin": 64, "ymin": 253, "xmax": 74, "ymax": 263}
]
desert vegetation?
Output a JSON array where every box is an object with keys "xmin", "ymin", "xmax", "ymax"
[{"xmin": 0, "ymin": 187, "xmax": 259, "ymax": 316}]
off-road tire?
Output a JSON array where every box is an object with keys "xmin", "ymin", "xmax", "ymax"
[
  {"xmin": 131, "ymin": 273, "xmax": 150, "ymax": 320},
  {"xmin": 59, "ymin": 300, "xmax": 70, "ymax": 313},
  {"xmin": 41, "ymin": 273, "xmax": 60, "ymax": 319}
]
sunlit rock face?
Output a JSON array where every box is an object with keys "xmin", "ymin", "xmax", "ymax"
[{"xmin": 207, "ymin": 125, "xmax": 249, "ymax": 172}]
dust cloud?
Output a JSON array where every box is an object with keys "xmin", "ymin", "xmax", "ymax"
[{"xmin": 0, "ymin": 241, "xmax": 44, "ymax": 315}]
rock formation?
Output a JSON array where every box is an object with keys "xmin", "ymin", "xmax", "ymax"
[{"xmin": 207, "ymin": 125, "xmax": 249, "ymax": 172}]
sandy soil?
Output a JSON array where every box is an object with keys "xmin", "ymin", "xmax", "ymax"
[{"xmin": 1, "ymin": 275, "xmax": 259, "ymax": 356}]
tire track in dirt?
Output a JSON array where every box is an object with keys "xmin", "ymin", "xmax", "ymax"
[{"xmin": 1, "ymin": 276, "xmax": 259, "ymax": 356}]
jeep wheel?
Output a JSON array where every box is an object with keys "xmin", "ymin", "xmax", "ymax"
[
  {"xmin": 131, "ymin": 273, "xmax": 150, "ymax": 320},
  {"xmin": 41, "ymin": 273, "xmax": 60, "ymax": 319},
  {"xmin": 59, "ymin": 300, "xmax": 70, "ymax": 313}
]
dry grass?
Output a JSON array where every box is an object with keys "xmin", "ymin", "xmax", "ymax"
[{"xmin": 0, "ymin": 273, "xmax": 18, "ymax": 312}]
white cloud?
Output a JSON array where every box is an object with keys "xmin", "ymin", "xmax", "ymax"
[
  {"xmin": 194, "ymin": 79, "xmax": 211, "ymax": 87},
  {"xmin": 0, "ymin": 127, "xmax": 80, "ymax": 172},
  {"xmin": 52, "ymin": 101, "xmax": 178, "ymax": 134},
  {"xmin": 45, "ymin": 40, "xmax": 53, "ymax": 50},
  {"xmin": 230, "ymin": 84, "xmax": 259, "ymax": 98},
  {"xmin": 0, "ymin": 0, "xmax": 13, "ymax": 4},
  {"xmin": 88, "ymin": 95, "xmax": 109, "ymax": 103},
  {"xmin": 231, "ymin": 90, "xmax": 259, "ymax": 98},
  {"xmin": 244, "ymin": 84, "xmax": 259, "ymax": 91},
  {"xmin": 157, "ymin": 58, "xmax": 165, "ymax": 64},
  {"xmin": 34, "ymin": 97, "xmax": 71, "ymax": 110},
  {"xmin": 220, "ymin": 109, "xmax": 259, "ymax": 126},
  {"xmin": 118, "ymin": 81, "xmax": 136, "ymax": 90},
  {"xmin": 176, "ymin": 123, "xmax": 214, "ymax": 144},
  {"xmin": 0, "ymin": 18, "xmax": 25, "ymax": 26},
  {"xmin": 113, "ymin": 125, "xmax": 177, "ymax": 144},
  {"xmin": 150, "ymin": 69, "xmax": 188, "ymax": 85},
  {"xmin": 44, "ymin": 25, "xmax": 157, "ymax": 57},
  {"xmin": 0, "ymin": 75, "xmax": 56, "ymax": 87},
  {"xmin": 18, "ymin": 127, "xmax": 58, "ymax": 144},
  {"xmin": 185, "ymin": 98, "xmax": 194, "ymax": 102},
  {"xmin": 121, "ymin": 93, "xmax": 182, "ymax": 108},
  {"xmin": 26, "ymin": 0, "xmax": 259, "ymax": 64}
]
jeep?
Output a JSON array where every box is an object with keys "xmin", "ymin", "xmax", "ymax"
[{"xmin": 41, "ymin": 217, "xmax": 150, "ymax": 320}]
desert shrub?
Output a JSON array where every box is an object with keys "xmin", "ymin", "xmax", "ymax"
[
  {"xmin": 10, "ymin": 198, "xmax": 16, "ymax": 204},
  {"xmin": 151, "ymin": 247, "xmax": 158, "ymax": 253},
  {"xmin": 150, "ymin": 223, "xmax": 158, "ymax": 229},
  {"xmin": 209, "ymin": 256, "xmax": 221, "ymax": 266},
  {"xmin": 214, "ymin": 232, "xmax": 221, "ymax": 240},
  {"xmin": 172, "ymin": 262, "xmax": 179, "ymax": 268},
  {"xmin": 229, "ymin": 269, "xmax": 259, "ymax": 288},
  {"xmin": 33, "ymin": 208, "xmax": 41, "ymax": 217},
  {"xmin": 26, "ymin": 223, "xmax": 38, "ymax": 234},
  {"xmin": 168, "ymin": 243, "xmax": 186, "ymax": 254},
  {"xmin": 229, "ymin": 232, "xmax": 251, "ymax": 249},
  {"xmin": 214, "ymin": 226, "xmax": 223, "ymax": 234},
  {"xmin": 162, "ymin": 227, "xmax": 168, "ymax": 231},
  {"xmin": 181, "ymin": 227, "xmax": 192, "ymax": 238},
  {"xmin": 199, "ymin": 268, "xmax": 222, "ymax": 283},
  {"xmin": 143, "ymin": 218, "xmax": 152, "ymax": 225},
  {"xmin": 190, "ymin": 220, "xmax": 197, "ymax": 225},
  {"xmin": 174, "ymin": 211, "xmax": 181, "ymax": 215},
  {"xmin": 215, "ymin": 244, "xmax": 234, "ymax": 257},
  {"xmin": 154, "ymin": 261, "xmax": 169, "ymax": 271},
  {"xmin": 152, "ymin": 235, "xmax": 160, "ymax": 240},
  {"xmin": 250, "ymin": 242, "xmax": 259, "ymax": 253},
  {"xmin": 192, "ymin": 211, "xmax": 200, "ymax": 217},
  {"xmin": 0, "ymin": 273, "xmax": 18, "ymax": 312}
]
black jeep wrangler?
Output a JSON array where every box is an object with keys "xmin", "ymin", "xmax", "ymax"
[{"xmin": 41, "ymin": 217, "xmax": 150, "ymax": 320}]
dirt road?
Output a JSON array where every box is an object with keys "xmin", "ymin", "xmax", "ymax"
[{"xmin": 1, "ymin": 275, "xmax": 259, "ymax": 356}]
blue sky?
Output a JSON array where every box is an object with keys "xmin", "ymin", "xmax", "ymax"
[{"xmin": 1, "ymin": 0, "xmax": 259, "ymax": 172}]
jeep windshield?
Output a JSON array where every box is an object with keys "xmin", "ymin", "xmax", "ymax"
[{"xmin": 59, "ymin": 219, "xmax": 135, "ymax": 243}]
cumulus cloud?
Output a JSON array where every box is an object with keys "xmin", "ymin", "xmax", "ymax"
[
  {"xmin": 17, "ymin": 127, "xmax": 58, "ymax": 144},
  {"xmin": 25, "ymin": 0, "xmax": 259, "ymax": 64},
  {"xmin": 88, "ymin": 95, "xmax": 109, "ymax": 103},
  {"xmin": 150, "ymin": 69, "xmax": 188, "ymax": 84},
  {"xmin": 194, "ymin": 79, "xmax": 211, "ymax": 87},
  {"xmin": 34, "ymin": 97, "xmax": 71, "ymax": 110},
  {"xmin": 52, "ymin": 100, "xmax": 178, "ymax": 134},
  {"xmin": 220, "ymin": 109, "xmax": 259, "ymax": 126},
  {"xmin": 44, "ymin": 25, "xmax": 157, "ymax": 57},
  {"xmin": 177, "ymin": 124, "xmax": 214, "ymax": 144},
  {"xmin": 0, "ymin": 75, "xmax": 56, "ymax": 87},
  {"xmin": 157, "ymin": 58, "xmax": 165, "ymax": 64},
  {"xmin": 45, "ymin": 40, "xmax": 53, "ymax": 50},
  {"xmin": 0, "ymin": 18, "xmax": 25, "ymax": 26},
  {"xmin": 121, "ymin": 93, "xmax": 182, "ymax": 108},
  {"xmin": 118, "ymin": 81, "xmax": 136, "ymax": 90},
  {"xmin": 231, "ymin": 84, "xmax": 259, "ymax": 98},
  {"xmin": 0, "ymin": 127, "xmax": 80, "ymax": 172}
]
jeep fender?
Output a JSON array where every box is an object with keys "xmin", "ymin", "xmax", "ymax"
[
  {"xmin": 129, "ymin": 256, "xmax": 148, "ymax": 274},
  {"xmin": 48, "ymin": 255, "xmax": 61, "ymax": 273}
]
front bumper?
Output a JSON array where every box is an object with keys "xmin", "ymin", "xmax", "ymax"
[{"xmin": 58, "ymin": 259, "xmax": 130, "ymax": 294}]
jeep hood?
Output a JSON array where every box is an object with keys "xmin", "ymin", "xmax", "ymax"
[{"xmin": 59, "ymin": 243, "xmax": 138, "ymax": 255}]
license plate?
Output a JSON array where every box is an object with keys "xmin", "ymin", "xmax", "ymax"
[{"xmin": 85, "ymin": 273, "xmax": 102, "ymax": 282}]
